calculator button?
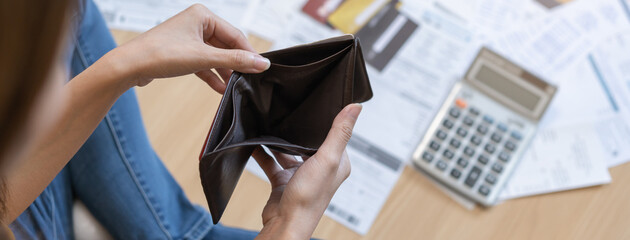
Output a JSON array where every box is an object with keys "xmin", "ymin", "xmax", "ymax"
[
  {"xmin": 465, "ymin": 166, "xmax": 482, "ymax": 187},
  {"xmin": 463, "ymin": 146, "xmax": 475, "ymax": 157},
  {"xmin": 479, "ymin": 185, "xmax": 491, "ymax": 196},
  {"xmin": 484, "ymin": 144, "xmax": 496, "ymax": 154},
  {"xmin": 469, "ymin": 107, "xmax": 480, "ymax": 116},
  {"xmin": 443, "ymin": 119, "xmax": 454, "ymax": 129},
  {"xmin": 477, "ymin": 155, "xmax": 489, "ymax": 165},
  {"xmin": 449, "ymin": 108, "xmax": 461, "ymax": 118},
  {"xmin": 436, "ymin": 160, "xmax": 448, "ymax": 171},
  {"xmin": 443, "ymin": 149, "xmax": 455, "ymax": 160},
  {"xmin": 457, "ymin": 157, "xmax": 468, "ymax": 168},
  {"xmin": 456, "ymin": 127, "xmax": 468, "ymax": 138},
  {"xmin": 429, "ymin": 141, "xmax": 440, "ymax": 151},
  {"xmin": 477, "ymin": 125, "xmax": 488, "ymax": 135},
  {"xmin": 450, "ymin": 138, "xmax": 461, "ymax": 149},
  {"xmin": 463, "ymin": 116, "xmax": 474, "ymax": 126},
  {"xmin": 511, "ymin": 131, "xmax": 523, "ymax": 141},
  {"xmin": 485, "ymin": 174, "xmax": 497, "ymax": 185},
  {"xmin": 450, "ymin": 169, "xmax": 462, "ymax": 179},
  {"xmin": 436, "ymin": 130, "xmax": 447, "ymax": 140},
  {"xmin": 498, "ymin": 152, "xmax": 510, "ymax": 162},
  {"xmin": 505, "ymin": 141, "xmax": 517, "ymax": 151},
  {"xmin": 490, "ymin": 133, "xmax": 502, "ymax": 143},
  {"xmin": 422, "ymin": 152, "xmax": 434, "ymax": 163},
  {"xmin": 492, "ymin": 163, "xmax": 503, "ymax": 173},
  {"xmin": 482, "ymin": 115, "xmax": 494, "ymax": 124},
  {"xmin": 497, "ymin": 123, "xmax": 508, "ymax": 132},
  {"xmin": 455, "ymin": 99, "xmax": 467, "ymax": 108},
  {"xmin": 471, "ymin": 135, "xmax": 482, "ymax": 146}
]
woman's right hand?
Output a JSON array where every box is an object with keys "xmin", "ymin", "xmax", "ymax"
[
  {"xmin": 104, "ymin": 4, "xmax": 269, "ymax": 93},
  {"xmin": 253, "ymin": 104, "xmax": 362, "ymax": 240}
]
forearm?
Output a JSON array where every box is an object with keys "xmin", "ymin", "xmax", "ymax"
[
  {"xmin": 256, "ymin": 210, "xmax": 322, "ymax": 240},
  {"xmin": 3, "ymin": 50, "xmax": 134, "ymax": 222}
]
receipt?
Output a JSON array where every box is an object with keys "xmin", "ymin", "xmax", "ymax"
[
  {"xmin": 500, "ymin": 124, "xmax": 612, "ymax": 200},
  {"xmin": 500, "ymin": 53, "xmax": 628, "ymax": 200},
  {"xmin": 591, "ymin": 30, "xmax": 630, "ymax": 167}
]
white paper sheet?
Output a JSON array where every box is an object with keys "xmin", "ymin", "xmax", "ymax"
[
  {"xmin": 590, "ymin": 29, "xmax": 630, "ymax": 167},
  {"xmin": 94, "ymin": 0, "xmax": 252, "ymax": 32},
  {"xmin": 542, "ymin": 56, "xmax": 630, "ymax": 167},
  {"xmin": 499, "ymin": 42, "xmax": 629, "ymax": 200},
  {"xmin": 433, "ymin": 0, "xmax": 548, "ymax": 35},
  {"xmin": 499, "ymin": 123, "xmax": 612, "ymax": 200},
  {"xmin": 487, "ymin": 0, "xmax": 630, "ymax": 82}
]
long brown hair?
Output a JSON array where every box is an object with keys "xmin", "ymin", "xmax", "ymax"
[
  {"xmin": 0, "ymin": 0, "xmax": 75, "ymax": 219},
  {"xmin": 0, "ymin": 1, "xmax": 74, "ymax": 161}
]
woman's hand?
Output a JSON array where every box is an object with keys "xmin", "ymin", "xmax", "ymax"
[
  {"xmin": 106, "ymin": 4, "xmax": 270, "ymax": 93},
  {"xmin": 253, "ymin": 104, "xmax": 362, "ymax": 240}
]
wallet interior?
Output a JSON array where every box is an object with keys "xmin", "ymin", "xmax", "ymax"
[
  {"xmin": 212, "ymin": 40, "xmax": 359, "ymax": 154},
  {"xmin": 199, "ymin": 35, "xmax": 372, "ymax": 223}
]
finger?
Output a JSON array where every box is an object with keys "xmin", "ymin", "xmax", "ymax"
[
  {"xmin": 217, "ymin": 68, "xmax": 233, "ymax": 82},
  {"xmin": 202, "ymin": 9, "xmax": 256, "ymax": 52},
  {"xmin": 319, "ymin": 104, "xmax": 363, "ymax": 159},
  {"xmin": 207, "ymin": 36, "xmax": 230, "ymax": 49},
  {"xmin": 270, "ymin": 150, "xmax": 301, "ymax": 169},
  {"xmin": 336, "ymin": 150, "xmax": 351, "ymax": 182},
  {"xmin": 205, "ymin": 37, "xmax": 269, "ymax": 74},
  {"xmin": 195, "ymin": 70, "xmax": 226, "ymax": 94},
  {"xmin": 252, "ymin": 147, "xmax": 282, "ymax": 178},
  {"xmin": 204, "ymin": 39, "xmax": 237, "ymax": 80},
  {"xmin": 205, "ymin": 47, "xmax": 270, "ymax": 73},
  {"xmin": 206, "ymin": 39, "xmax": 241, "ymax": 80}
]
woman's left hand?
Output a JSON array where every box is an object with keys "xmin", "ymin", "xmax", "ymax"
[
  {"xmin": 106, "ymin": 4, "xmax": 270, "ymax": 93},
  {"xmin": 253, "ymin": 104, "xmax": 362, "ymax": 240}
]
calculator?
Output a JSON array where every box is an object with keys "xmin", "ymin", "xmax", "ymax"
[{"xmin": 411, "ymin": 47, "xmax": 557, "ymax": 206}]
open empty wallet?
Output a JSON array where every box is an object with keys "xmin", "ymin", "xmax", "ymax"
[{"xmin": 198, "ymin": 35, "xmax": 373, "ymax": 223}]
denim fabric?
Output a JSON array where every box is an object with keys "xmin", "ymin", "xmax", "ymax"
[{"xmin": 9, "ymin": 0, "xmax": 258, "ymax": 239}]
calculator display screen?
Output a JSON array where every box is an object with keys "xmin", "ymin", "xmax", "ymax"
[{"xmin": 475, "ymin": 65, "xmax": 540, "ymax": 111}]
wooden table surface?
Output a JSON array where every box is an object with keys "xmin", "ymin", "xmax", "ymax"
[{"xmin": 112, "ymin": 29, "xmax": 630, "ymax": 240}]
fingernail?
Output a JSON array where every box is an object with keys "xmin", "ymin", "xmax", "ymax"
[
  {"xmin": 348, "ymin": 103, "xmax": 362, "ymax": 119},
  {"xmin": 253, "ymin": 55, "xmax": 270, "ymax": 71}
]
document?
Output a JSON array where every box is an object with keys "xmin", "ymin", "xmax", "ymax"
[
  {"xmin": 487, "ymin": 0, "xmax": 630, "ymax": 82},
  {"xmin": 500, "ymin": 52, "xmax": 629, "ymax": 200},
  {"xmin": 433, "ymin": 0, "xmax": 548, "ymax": 35},
  {"xmin": 328, "ymin": 2, "xmax": 478, "ymax": 230},
  {"xmin": 591, "ymin": 29, "xmax": 630, "ymax": 167},
  {"xmin": 354, "ymin": 2, "xmax": 477, "ymax": 162},
  {"xmin": 94, "ymin": 0, "xmax": 252, "ymax": 32},
  {"xmin": 500, "ymin": 123, "xmax": 612, "ymax": 200}
]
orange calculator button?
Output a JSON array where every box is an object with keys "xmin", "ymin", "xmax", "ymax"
[{"xmin": 455, "ymin": 99, "xmax": 467, "ymax": 109}]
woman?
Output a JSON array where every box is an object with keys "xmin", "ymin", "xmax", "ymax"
[{"xmin": 0, "ymin": 0, "xmax": 361, "ymax": 239}]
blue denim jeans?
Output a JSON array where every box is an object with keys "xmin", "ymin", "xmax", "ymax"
[{"xmin": 9, "ymin": 1, "xmax": 258, "ymax": 239}]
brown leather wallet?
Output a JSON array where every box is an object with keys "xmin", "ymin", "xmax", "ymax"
[{"xmin": 198, "ymin": 35, "xmax": 373, "ymax": 223}]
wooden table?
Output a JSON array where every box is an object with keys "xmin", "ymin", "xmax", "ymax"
[{"xmin": 112, "ymin": 29, "xmax": 630, "ymax": 240}]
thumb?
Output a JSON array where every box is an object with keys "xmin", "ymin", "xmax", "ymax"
[
  {"xmin": 206, "ymin": 47, "xmax": 270, "ymax": 73},
  {"xmin": 319, "ymin": 104, "xmax": 363, "ymax": 158}
]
